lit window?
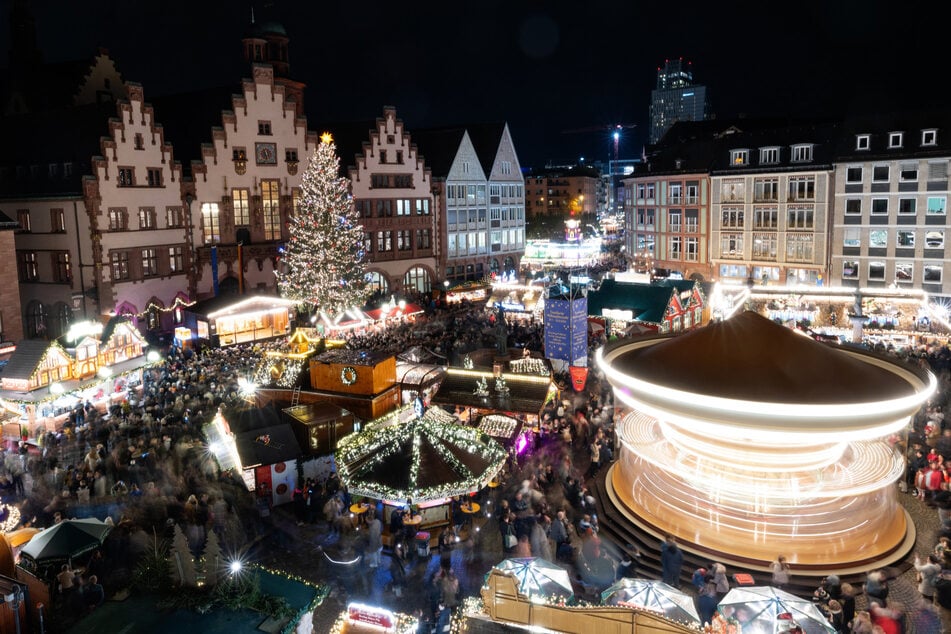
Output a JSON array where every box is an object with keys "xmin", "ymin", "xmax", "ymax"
[{"xmin": 730, "ymin": 149, "xmax": 749, "ymax": 166}]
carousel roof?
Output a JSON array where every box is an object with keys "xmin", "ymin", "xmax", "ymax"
[
  {"xmin": 335, "ymin": 405, "xmax": 506, "ymax": 502},
  {"xmin": 612, "ymin": 311, "xmax": 921, "ymax": 404}
]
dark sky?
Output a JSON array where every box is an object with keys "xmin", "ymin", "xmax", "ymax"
[{"xmin": 1, "ymin": 0, "xmax": 940, "ymax": 168}]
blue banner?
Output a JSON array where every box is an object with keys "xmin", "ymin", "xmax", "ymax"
[
  {"xmin": 211, "ymin": 245, "xmax": 219, "ymax": 296},
  {"xmin": 544, "ymin": 295, "xmax": 588, "ymax": 365}
]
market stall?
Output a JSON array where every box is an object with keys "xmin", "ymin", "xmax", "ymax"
[{"xmin": 185, "ymin": 295, "xmax": 297, "ymax": 347}]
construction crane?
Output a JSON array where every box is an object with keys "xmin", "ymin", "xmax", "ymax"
[{"xmin": 562, "ymin": 123, "xmax": 636, "ymax": 160}]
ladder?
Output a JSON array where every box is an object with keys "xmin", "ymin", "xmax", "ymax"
[{"xmin": 291, "ymin": 386, "xmax": 301, "ymax": 407}]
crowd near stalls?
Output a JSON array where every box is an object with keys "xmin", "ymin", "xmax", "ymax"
[{"xmin": 2, "ymin": 289, "xmax": 951, "ymax": 632}]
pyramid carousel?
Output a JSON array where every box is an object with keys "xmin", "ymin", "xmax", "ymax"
[
  {"xmin": 335, "ymin": 404, "xmax": 506, "ymax": 504},
  {"xmin": 596, "ymin": 311, "xmax": 935, "ymax": 569}
]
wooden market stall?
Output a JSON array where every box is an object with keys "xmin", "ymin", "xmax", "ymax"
[{"xmin": 185, "ymin": 295, "xmax": 297, "ymax": 347}]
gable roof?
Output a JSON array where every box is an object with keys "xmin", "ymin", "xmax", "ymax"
[
  {"xmin": 0, "ymin": 340, "xmax": 63, "ymax": 381},
  {"xmin": 459, "ymin": 122, "xmax": 505, "ymax": 176}
]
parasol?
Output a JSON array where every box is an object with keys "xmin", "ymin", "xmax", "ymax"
[
  {"xmin": 718, "ymin": 586, "xmax": 836, "ymax": 634},
  {"xmin": 601, "ymin": 577, "xmax": 701, "ymax": 626},
  {"xmin": 492, "ymin": 557, "xmax": 573, "ymax": 600},
  {"xmin": 19, "ymin": 518, "xmax": 113, "ymax": 566}
]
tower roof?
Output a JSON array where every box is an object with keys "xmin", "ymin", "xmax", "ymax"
[{"xmin": 613, "ymin": 311, "xmax": 918, "ymax": 404}]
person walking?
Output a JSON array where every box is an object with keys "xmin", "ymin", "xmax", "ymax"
[
  {"xmin": 914, "ymin": 552, "xmax": 942, "ymax": 602},
  {"xmin": 661, "ymin": 535, "xmax": 684, "ymax": 588},
  {"xmin": 366, "ymin": 510, "xmax": 383, "ymax": 570},
  {"xmin": 770, "ymin": 554, "xmax": 790, "ymax": 589}
]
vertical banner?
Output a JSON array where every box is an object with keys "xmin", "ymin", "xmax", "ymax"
[{"xmin": 211, "ymin": 245, "xmax": 219, "ymax": 296}]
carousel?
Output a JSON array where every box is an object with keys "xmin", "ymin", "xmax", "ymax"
[
  {"xmin": 334, "ymin": 403, "xmax": 506, "ymax": 530},
  {"xmin": 597, "ymin": 311, "xmax": 935, "ymax": 570}
]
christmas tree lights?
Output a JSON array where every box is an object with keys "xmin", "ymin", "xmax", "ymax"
[{"xmin": 277, "ymin": 133, "xmax": 369, "ymax": 316}]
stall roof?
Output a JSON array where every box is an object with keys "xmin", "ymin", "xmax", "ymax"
[
  {"xmin": 0, "ymin": 340, "xmax": 57, "ymax": 381},
  {"xmin": 314, "ymin": 349, "xmax": 392, "ymax": 367},
  {"xmin": 395, "ymin": 362, "xmax": 446, "ymax": 388},
  {"xmin": 430, "ymin": 369, "xmax": 552, "ymax": 415},
  {"xmin": 282, "ymin": 401, "xmax": 353, "ymax": 425},
  {"xmin": 586, "ymin": 279, "xmax": 676, "ymax": 324},
  {"xmin": 188, "ymin": 294, "xmax": 297, "ymax": 319},
  {"xmin": 234, "ymin": 423, "xmax": 303, "ymax": 468},
  {"xmin": 363, "ymin": 303, "xmax": 424, "ymax": 322}
]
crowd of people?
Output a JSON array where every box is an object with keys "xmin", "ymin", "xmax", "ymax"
[{"xmin": 3, "ymin": 286, "xmax": 951, "ymax": 632}]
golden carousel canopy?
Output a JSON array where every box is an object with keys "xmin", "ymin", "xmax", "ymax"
[{"xmin": 334, "ymin": 405, "xmax": 506, "ymax": 503}]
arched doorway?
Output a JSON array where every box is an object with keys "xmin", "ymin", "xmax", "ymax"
[
  {"xmin": 25, "ymin": 301, "xmax": 48, "ymax": 339},
  {"xmin": 403, "ymin": 267, "xmax": 431, "ymax": 294},
  {"xmin": 50, "ymin": 302, "xmax": 72, "ymax": 339},
  {"xmin": 219, "ymin": 276, "xmax": 240, "ymax": 295}
]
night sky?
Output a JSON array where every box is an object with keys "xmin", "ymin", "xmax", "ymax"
[{"xmin": 0, "ymin": 0, "xmax": 941, "ymax": 168}]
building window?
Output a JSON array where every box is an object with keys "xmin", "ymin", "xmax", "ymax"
[
  {"xmin": 142, "ymin": 248, "xmax": 158, "ymax": 276},
  {"xmin": 788, "ymin": 177, "xmax": 815, "ymax": 201},
  {"xmin": 759, "ymin": 147, "xmax": 779, "ymax": 164},
  {"xmin": 502, "ymin": 160, "xmax": 513, "ymax": 175},
  {"xmin": 110, "ymin": 251, "xmax": 130, "ymax": 280},
  {"xmin": 396, "ymin": 151, "xmax": 404, "ymax": 164},
  {"xmin": 16, "ymin": 209, "xmax": 30, "ymax": 232},
  {"xmin": 232, "ymin": 189, "xmax": 250, "ymax": 226},
  {"xmin": 258, "ymin": 121, "xmax": 272, "ymax": 135},
  {"xmin": 285, "ymin": 149, "xmax": 298, "ymax": 163},
  {"xmin": 201, "ymin": 202, "xmax": 220, "ymax": 244},
  {"xmin": 786, "ymin": 206, "xmax": 814, "ymax": 230},
  {"xmin": 921, "ymin": 129, "xmax": 937, "ymax": 146},
  {"xmin": 897, "ymin": 230, "xmax": 915, "ymax": 248},
  {"xmin": 379, "ymin": 150, "xmax": 387, "ymax": 164},
  {"xmin": 791, "ymin": 144, "xmax": 813, "ymax": 162},
  {"xmin": 872, "ymin": 165, "xmax": 889, "ymax": 182},
  {"xmin": 261, "ymin": 180, "xmax": 280, "ymax": 241},
  {"xmin": 685, "ymin": 210, "xmax": 699, "ymax": 232},
  {"xmin": 685, "ymin": 237, "xmax": 698, "ymax": 261},
  {"xmin": 846, "ymin": 167, "xmax": 863, "ymax": 183},
  {"xmin": 50, "ymin": 208, "xmax": 65, "ymax": 232},
  {"xmin": 117, "ymin": 167, "xmax": 134, "ymax": 187},
  {"xmin": 843, "ymin": 228, "xmax": 861, "ymax": 248},
  {"xmin": 898, "ymin": 198, "xmax": 917, "ymax": 215},
  {"xmin": 900, "ymin": 164, "xmax": 918, "ymax": 182},
  {"xmin": 721, "ymin": 180, "xmax": 745, "ymax": 202},
  {"xmin": 669, "ymin": 236, "xmax": 682, "ymax": 259},
  {"xmin": 48, "ymin": 163, "xmax": 59, "ymax": 178},
  {"xmin": 843, "ymin": 260, "xmax": 859, "ymax": 278},
  {"xmin": 752, "ymin": 233, "xmax": 777, "ymax": 260},
  {"xmin": 721, "ymin": 233, "xmax": 744, "ymax": 257},
  {"xmin": 138, "ymin": 207, "xmax": 156, "ymax": 229},
  {"xmin": 53, "ymin": 251, "xmax": 73, "ymax": 284},
  {"xmin": 668, "ymin": 211, "xmax": 681, "ymax": 232},
  {"xmin": 18, "ymin": 251, "xmax": 38, "ymax": 281},
  {"xmin": 376, "ymin": 231, "xmax": 392, "ymax": 252},
  {"xmin": 893, "ymin": 262, "xmax": 913, "ymax": 283},
  {"xmin": 926, "ymin": 230, "xmax": 944, "ymax": 248},
  {"xmin": 376, "ymin": 199, "xmax": 392, "ymax": 217},
  {"xmin": 786, "ymin": 234, "xmax": 814, "ymax": 262},
  {"xmin": 753, "ymin": 178, "xmax": 779, "ymax": 202},
  {"xmin": 888, "ymin": 132, "xmax": 903, "ymax": 148},
  {"xmin": 146, "ymin": 168, "xmax": 162, "ymax": 187},
  {"xmin": 169, "ymin": 246, "xmax": 184, "ymax": 272},
  {"xmin": 397, "ymin": 230, "xmax": 412, "ymax": 251},
  {"xmin": 416, "ymin": 229, "xmax": 432, "ymax": 249},
  {"xmin": 415, "ymin": 199, "xmax": 430, "ymax": 215},
  {"xmin": 869, "ymin": 230, "xmax": 888, "ymax": 248},
  {"xmin": 730, "ymin": 149, "xmax": 749, "ymax": 166},
  {"xmin": 856, "ymin": 135, "xmax": 870, "ymax": 150},
  {"xmin": 721, "ymin": 208, "xmax": 744, "ymax": 228},
  {"xmin": 134, "ymin": 133, "xmax": 144, "ymax": 150},
  {"xmin": 845, "ymin": 199, "xmax": 862, "ymax": 215},
  {"xmin": 871, "ymin": 199, "xmax": 888, "ymax": 215},
  {"xmin": 166, "ymin": 206, "xmax": 184, "ymax": 227},
  {"xmin": 108, "ymin": 208, "xmax": 128, "ymax": 230},
  {"xmin": 753, "ymin": 207, "xmax": 778, "ymax": 229},
  {"xmin": 868, "ymin": 261, "xmax": 886, "ymax": 280},
  {"xmin": 927, "ymin": 197, "xmax": 947, "ymax": 215},
  {"xmin": 396, "ymin": 199, "xmax": 412, "ymax": 216},
  {"xmin": 929, "ymin": 161, "xmax": 949, "ymax": 181},
  {"xmin": 925, "ymin": 265, "xmax": 943, "ymax": 283}
]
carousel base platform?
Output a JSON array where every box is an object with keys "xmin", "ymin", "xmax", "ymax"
[{"xmin": 591, "ymin": 465, "xmax": 916, "ymax": 593}]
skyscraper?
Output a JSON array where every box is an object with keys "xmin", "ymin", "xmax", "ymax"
[{"xmin": 648, "ymin": 58, "xmax": 709, "ymax": 144}]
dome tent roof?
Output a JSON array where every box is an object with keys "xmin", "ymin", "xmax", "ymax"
[
  {"xmin": 612, "ymin": 311, "xmax": 919, "ymax": 404},
  {"xmin": 335, "ymin": 405, "xmax": 505, "ymax": 503}
]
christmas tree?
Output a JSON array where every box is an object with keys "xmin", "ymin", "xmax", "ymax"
[{"xmin": 278, "ymin": 133, "xmax": 368, "ymax": 315}]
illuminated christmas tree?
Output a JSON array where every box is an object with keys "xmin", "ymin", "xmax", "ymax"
[{"xmin": 278, "ymin": 133, "xmax": 368, "ymax": 314}]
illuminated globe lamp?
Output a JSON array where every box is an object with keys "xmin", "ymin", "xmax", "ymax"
[{"xmin": 596, "ymin": 311, "xmax": 935, "ymax": 571}]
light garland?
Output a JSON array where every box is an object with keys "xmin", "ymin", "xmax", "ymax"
[
  {"xmin": 335, "ymin": 406, "xmax": 506, "ymax": 503},
  {"xmin": 0, "ymin": 505, "xmax": 21, "ymax": 532},
  {"xmin": 117, "ymin": 295, "xmax": 196, "ymax": 319}
]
